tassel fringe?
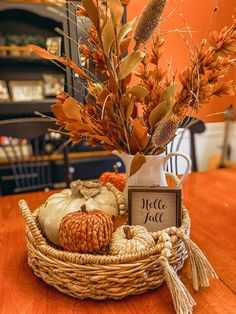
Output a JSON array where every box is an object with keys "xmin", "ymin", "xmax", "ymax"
[
  {"xmin": 159, "ymin": 256, "xmax": 196, "ymax": 314},
  {"xmin": 177, "ymin": 230, "xmax": 218, "ymax": 291}
]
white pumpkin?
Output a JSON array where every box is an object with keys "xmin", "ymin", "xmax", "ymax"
[
  {"xmin": 109, "ymin": 225, "xmax": 155, "ymax": 255},
  {"xmin": 38, "ymin": 180, "xmax": 124, "ymax": 246}
]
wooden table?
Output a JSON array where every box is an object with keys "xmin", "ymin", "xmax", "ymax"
[{"xmin": 1, "ymin": 169, "xmax": 236, "ymax": 313}]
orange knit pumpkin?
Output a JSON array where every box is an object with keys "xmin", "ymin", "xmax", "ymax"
[
  {"xmin": 59, "ymin": 205, "xmax": 113, "ymax": 253},
  {"xmin": 99, "ymin": 165, "xmax": 126, "ymax": 192}
]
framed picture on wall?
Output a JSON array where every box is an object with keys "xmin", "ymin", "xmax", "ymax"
[
  {"xmin": 46, "ymin": 37, "xmax": 62, "ymax": 56},
  {"xmin": 9, "ymin": 81, "xmax": 44, "ymax": 102},
  {"xmin": 0, "ymin": 81, "xmax": 10, "ymax": 102},
  {"xmin": 43, "ymin": 74, "xmax": 65, "ymax": 97}
]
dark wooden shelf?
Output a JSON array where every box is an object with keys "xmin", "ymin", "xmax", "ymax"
[
  {"xmin": 0, "ymin": 55, "xmax": 40, "ymax": 60},
  {"xmin": 0, "ymin": 99, "xmax": 56, "ymax": 118},
  {"xmin": 0, "ymin": 150, "xmax": 112, "ymax": 166},
  {"xmin": 0, "ymin": 55, "xmax": 62, "ymax": 67}
]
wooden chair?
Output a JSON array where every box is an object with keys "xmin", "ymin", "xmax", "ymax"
[
  {"xmin": 166, "ymin": 116, "xmax": 206, "ymax": 174},
  {"xmin": 0, "ymin": 117, "xmax": 69, "ymax": 195}
]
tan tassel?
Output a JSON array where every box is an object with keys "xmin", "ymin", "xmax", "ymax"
[
  {"xmin": 177, "ymin": 230, "xmax": 218, "ymax": 291},
  {"xmin": 159, "ymin": 256, "xmax": 196, "ymax": 314}
]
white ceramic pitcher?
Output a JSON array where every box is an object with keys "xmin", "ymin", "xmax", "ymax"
[{"xmin": 113, "ymin": 151, "xmax": 191, "ymax": 198}]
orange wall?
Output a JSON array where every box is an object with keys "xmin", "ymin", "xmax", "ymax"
[{"xmin": 128, "ymin": 0, "xmax": 236, "ymax": 122}]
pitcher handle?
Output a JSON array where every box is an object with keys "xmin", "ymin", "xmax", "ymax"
[{"xmin": 163, "ymin": 152, "xmax": 191, "ymax": 187}]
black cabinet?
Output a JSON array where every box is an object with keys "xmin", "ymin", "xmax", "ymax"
[
  {"xmin": 0, "ymin": 2, "xmax": 65, "ymax": 119},
  {"xmin": 0, "ymin": 2, "xmax": 125, "ymax": 194}
]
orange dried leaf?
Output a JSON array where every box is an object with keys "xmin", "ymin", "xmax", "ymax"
[
  {"xmin": 120, "ymin": 37, "xmax": 132, "ymax": 55},
  {"xmin": 107, "ymin": 0, "xmax": 124, "ymax": 26},
  {"xmin": 101, "ymin": 17, "xmax": 116, "ymax": 57},
  {"xmin": 129, "ymin": 118, "xmax": 148, "ymax": 153},
  {"xmin": 129, "ymin": 134, "xmax": 141, "ymax": 154},
  {"xmin": 56, "ymin": 92, "xmax": 68, "ymax": 102},
  {"xmin": 137, "ymin": 117, "xmax": 146, "ymax": 128},
  {"xmin": 65, "ymin": 122, "xmax": 94, "ymax": 132},
  {"xmin": 132, "ymin": 118, "xmax": 148, "ymax": 143},
  {"xmin": 148, "ymin": 100, "xmax": 168, "ymax": 129},
  {"xmin": 77, "ymin": 4, "xmax": 88, "ymax": 17},
  {"xmin": 160, "ymin": 84, "xmax": 179, "ymax": 109},
  {"xmin": 62, "ymin": 98, "xmax": 83, "ymax": 121},
  {"xmin": 126, "ymin": 96, "xmax": 135, "ymax": 121},
  {"xmin": 123, "ymin": 73, "xmax": 132, "ymax": 87},
  {"xmin": 87, "ymin": 134, "xmax": 115, "ymax": 146},
  {"xmin": 82, "ymin": 0, "xmax": 99, "ymax": 26},
  {"xmin": 66, "ymin": 58, "xmax": 90, "ymax": 80},
  {"xmin": 129, "ymin": 152, "xmax": 146, "ymax": 177},
  {"xmin": 28, "ymin": 44, "xmax": 59, "ymax": 59},
  {"xmin": 127, "ymin": 85, "xmax": 149, "ymax": 98},
  {"xmin": 28, "ymin": 45, "xmax": 89, "ymax": 80},
  {"xmin": 96, "ymin": 89, "xmax": 110, "ymax": 105},
  {"xmin": 108, "ymin": 72, "xmax": 118, "ymax": 95},
  {"xmin": 51, "ymin": 103, "xmax": 69, "ymax": 122},
  {"xmin": 117, "ymin": 17, "xmax": 137, "ymax": 47},
  {"xmin": 119, "ymin": 51, "xmax": 145, "ymax": 79}
]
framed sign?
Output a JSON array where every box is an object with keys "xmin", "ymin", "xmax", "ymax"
[
  {"xmin": 128, "ymin": 186, "xmax": 182, "ymax": 232},
  {"xmin": 9, "ymin": 81, "xmax": 44, "ymax": 102},
  {"xmin": 46, "ymin": 37, "xmax": 62, "ymax": 56},
  {"xmin": 43, "ymin": 74, "xmax": 65, "ymax": 97},
  {"xmin": 0, "ymin": 81, "xmax": 10, "ymax": 102}
]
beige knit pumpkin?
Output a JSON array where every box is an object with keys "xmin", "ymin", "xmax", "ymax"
[{"xmin": 109, "ymin": 225, "xmax": 155, "ymax": 255}]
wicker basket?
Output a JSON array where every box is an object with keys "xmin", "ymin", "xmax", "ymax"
[{"xmin": 19, "ymin": 174, "xmax": 217, "ymax": 314}]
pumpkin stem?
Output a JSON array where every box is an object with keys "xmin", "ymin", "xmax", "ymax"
[
  {"xmin": 113, "ymin": 165, "xmax": 119, "ymax": 174},
  {"xmin": 70, "ymin": 181, "xmax": 79, "ymax": 197},
  {"xmin": 81, "ymin": 204, "xmax": 88, "ymax": 213},
  {"xmin": 123, "ymin": 226, "xmax": 132, "ymax": 239},
  {"xmin": 70, "ymin": 180, "xmax": 83, "ymax": 197}
]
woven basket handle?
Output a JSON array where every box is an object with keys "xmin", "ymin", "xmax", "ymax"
[{"xmin": 19, "ymin": 199, "xmax": 46, "ymax": 246}]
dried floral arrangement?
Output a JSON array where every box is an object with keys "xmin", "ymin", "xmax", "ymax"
[{"xmin": 29, "ymin": 0, "xmax": 236, "ymax": 169}]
